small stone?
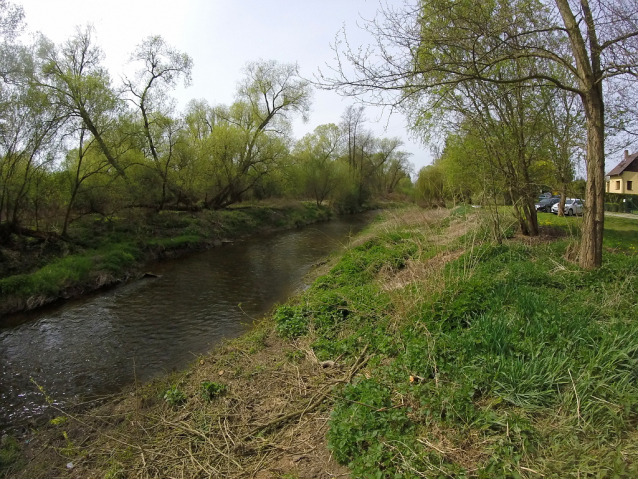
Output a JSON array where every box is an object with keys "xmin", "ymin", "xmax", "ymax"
[
  {"xmin": 66, "ymin": 462, "xmax": 74, "ymax": 469},
  {"xmin": 218, "ymin": 370, "xmax": 224, "ymax": 376}
]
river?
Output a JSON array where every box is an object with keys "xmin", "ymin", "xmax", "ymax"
[{"xmin": 0, "ymin": 213, "xmax": 374, "ymax": 430}]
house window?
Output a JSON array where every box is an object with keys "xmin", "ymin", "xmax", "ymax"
[
  {"xmin": 628, "ymin": 181, "xmax": 633, "ymax": 191},
  {"xmin": 616, "ymin": 180, "xmax": 621, "ymax": 190}
]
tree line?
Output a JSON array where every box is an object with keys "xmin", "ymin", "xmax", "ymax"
[
  {"xmin": 0, "ymin": 3, "xmax": 413, "ymax": 243},
  {"xmin": 414, "ymin": 81, "xmax": 584, "ymax": 237},
  {"xmin": 321, "ymin": 0, "xmax": 638, "ymax": 269}
]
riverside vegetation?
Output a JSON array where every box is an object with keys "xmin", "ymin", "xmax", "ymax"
[
  {"xmin": 0, "ymin": 201, "xmax": 333, "ymax": 317},
  {"xmin": 3, "ymin": 206, "xmax": 638, "ymax": 478}
]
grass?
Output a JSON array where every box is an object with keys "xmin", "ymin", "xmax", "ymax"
[
  {"xmin": 0, "ymin": 242, "xmax": 139, "ymax": 298},
  {"xmin": 537, "ymin": 210, "xmax": 638, "ymax": 252},
  {"xmin": 5, "ymin": 206, "xmax": 638, "ymax": 478},
  {"xmin": 276, "ymin": 209, "xmax": 638, "ymax": 476}
]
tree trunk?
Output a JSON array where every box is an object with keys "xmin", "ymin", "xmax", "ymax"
[
  {"xmin": 523, "ymin": 197, "xmax": 539, "ymax": 236},
  {"xmin": 554, "ymin": 0, "xmax": 605, "ymax": 269},
  {"xmin": 580, "ymin": 93, "xmax": 605, "ymax": 268},
  {"xmin": 558, "ymin": 189, "xmax": 567, "ymax": 217},
  {"xmin": 62, "ymin": 188, "xmax": 78, "ymax": 237}
]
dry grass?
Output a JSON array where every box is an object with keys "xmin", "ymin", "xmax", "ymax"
[
  {"xmin": 349, "ymin": 207, "xmax": 449, "ymax": 249},
  {"xmin": 12, "ymin": 322, "xmax": 370, "ymax": 479},
  {"xmin": 374, "ymin": 209, "xmax": 483, "ymax": 333}
]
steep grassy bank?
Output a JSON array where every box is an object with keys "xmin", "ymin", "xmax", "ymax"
[
  {"xmin": 0, "ymin": 202, "xmax": 332, "ymax": 317},
  {"xmin": 4, "ymin": 207, "xmax": 638, "ymax": 478}
]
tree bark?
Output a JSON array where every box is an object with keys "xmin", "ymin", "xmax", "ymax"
[
  {"xmin": 580, "ymin": 92, "xmax": 605, "ymax": 268},
  {"xmin": 555, "ymin": 0, "xmax": 605, "ymax": 268}
]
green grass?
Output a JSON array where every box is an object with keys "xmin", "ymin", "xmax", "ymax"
[
  {"xmin": 274, "ymin": 211, "xmax": 638, "ymax": 477},
  {"xmin": 0, "ymin": 435, "xmax": 24, "ymax": 477},
  {"xmin": 0, "ymin": 243, "xmax": 139, "ymax": 298},
  {"xmin": 144, "ymin": 235, "xmax": 203, "ymax": 250},
  {"xmin": 537, "ymin": 211, "xmax": 638, "ymax": 252}
]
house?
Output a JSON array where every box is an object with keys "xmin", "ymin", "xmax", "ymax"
[{"xmin": 606, "ymin": 150, "xmax": 638, "ymax": 195}]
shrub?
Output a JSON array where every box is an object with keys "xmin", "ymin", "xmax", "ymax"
[
  {"xmin": 200, "ymin": 381, "xmax": 227, "ymax": 401},
  {"xmin": 163, "ymin": 387, "xmax": 186, "ymax": 407}
]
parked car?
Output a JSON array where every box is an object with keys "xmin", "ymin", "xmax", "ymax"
[
  {"xmin": 551, "ymin": 198, "xmax": 584, "ymax": 216},
  {"xmin": 535, "ymin": 197, "xmax": 560, "ymax": 213},
  {"xmin": 538, "ymin": 192, "xmax": 553, "ymax": 199}
]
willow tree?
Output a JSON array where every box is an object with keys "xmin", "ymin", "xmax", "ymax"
[
  {"xmin": 37, "ymin": 26, "xmax": 127, "ymax": 178},
  {"xmin": 197, "ymin": 60, "xmax": 312, "ymax": 209},
  {"xmin": 124, "ymin": 35, "xmax": 193, "ymax": 211},
  {"xmin": 322, "ymin": 0, "xmax": 638, "ymax": 268},
  {"xmin": 292, "ymin": 123, "xmax": 344, "ymax": 206}
]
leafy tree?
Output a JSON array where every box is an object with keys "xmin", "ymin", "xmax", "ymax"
[
  {"xmin": 124, "ymin": 35, "xmax": 193, "ymax": 210},
  {"xmin": 292, "ymin": 124, "xmax": 343, "ymax": 205},
  {"xmin": 0, "ymin": 81, "xmax": 63, "ymax": 239},
  {"xmin": 36, "ymin": 26, "xmax": 127, "ymax": 178},
  {"xmin": 381, "ymin": 151, "xmax": 412, "ymax": 194},
  {"xmin": 60, "ymin": 125, "xmax": 111, "ymax": 235},
  {"xmin": 415, "ymin": 164, "xmax": 445, "ymax": 207},
  {"xmin": 544, "ymin": 88, "xmax": 583, "ymax": 215},
  {"xmin": 196, "ymin": 60, "xmax": 312, "ymax": 209},
  {"xmin": 323, "ymin": 0, "xmax": 638, "ymax": 268}
]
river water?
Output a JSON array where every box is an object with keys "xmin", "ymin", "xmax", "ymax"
[{"xmin": 0, "ymin": 214, "xmax": 373, "ymax": 429}]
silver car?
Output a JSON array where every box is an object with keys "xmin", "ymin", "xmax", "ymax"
[{"xmin": 551, "ymin": 198, "xmax": 584, "ymax": 216}]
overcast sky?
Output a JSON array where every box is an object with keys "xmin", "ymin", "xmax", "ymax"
[{"xmin": 17, "ymin": 0, "xmax": 433, "ymax": 172}]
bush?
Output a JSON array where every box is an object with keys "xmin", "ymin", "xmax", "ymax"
[
  {"xmin": 163, "ymin": 387, "xmax": 186, "ymax": 407},
  {"xmin": 200, "ymin": 381, "xmax": 227, "ymax": 401}
]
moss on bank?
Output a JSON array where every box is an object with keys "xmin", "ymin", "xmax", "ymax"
[
  {"xmin": 4, "ymin": 207, "xmax": 638, "ymax": 478},
  {"xmin": 0, "ymin": 202, "xmax": 332, "ymax": 317}
]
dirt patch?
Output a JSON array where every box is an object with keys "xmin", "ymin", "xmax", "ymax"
[
  {"xmin": 10, "ymin": 323, "xmax": 365, "ymax": 478},
  {"xmin": 509, "ymin": 224, "xmax": 571, "ymax": 246}
]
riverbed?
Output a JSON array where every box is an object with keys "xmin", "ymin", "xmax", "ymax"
[{"xmin": 0, "ymin": 214, "xmax": 374, "ymax": 429}]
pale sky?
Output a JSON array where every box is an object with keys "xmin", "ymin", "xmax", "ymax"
[{"xmin": 17, "ymin": 0, "xmax": 433, "ymax": 171}]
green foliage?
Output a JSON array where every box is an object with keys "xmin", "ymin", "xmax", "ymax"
[
  {"xmin": 285, "ymin": 350, "xmax": 306, "ymax": 363},
  {"xmin": 145, "ymin": 235, "xmax": 202, "ymax": 250},
  {"xmin": 0, "ymin": 436, "xmax": 22, "ymax": 475},
  {"xmin": 328, "ymin": 379, "xmax": 413, "ymax": 474},
  {"xmin": 279, "ymin": 210, "xmax": 638, "ymax": 476},
  {"xmin": 200, "ymin": 381, "xmax": 227, "ymax": 401},
  {"xmin": 274, "ymin": 305, "xmax": 309, "ymax": 338},
  {"xmin": 415, "ymin": 163, "xmax": 445, "ymax": 206},
  {"xmin": 104, "ymin": 465, "xmax": 126, "ymax": 479},
  {"xmin": 50, "ymin": 416, "xmax": 68, "ymax": 426},
  {"xmin": 163, "ymin": 386, "xmax": 186, "ymax": 407},
  {"xmin": 0, "ymin": 242, "xmax": 138, "ymax": 298}
]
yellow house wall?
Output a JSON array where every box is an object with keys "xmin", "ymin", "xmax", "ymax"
[{"xmin": 608, "ymin": 171, "xmax": 638, "ymax": 195}]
